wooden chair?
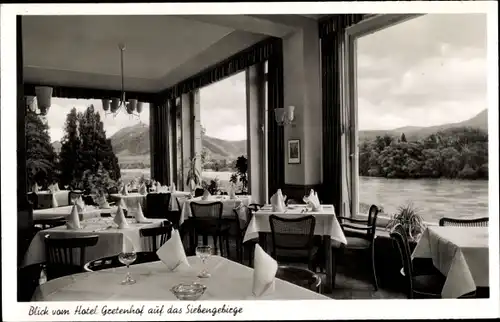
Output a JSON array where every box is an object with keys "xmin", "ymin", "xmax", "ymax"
[
  {"xmin": 27, "ymin": 193, "xmax": 39, "ymax": 210},
  {"xmin": 268, "ymin": 215, "xmax": 320, "ymax": 272},
  {"xmin": 139, "ymin": 221, "xmax": 173, "ymax": 252},
  {"xmin": 194, "ymin": 188, "xmax": 204, "ymax": 198},
  {"xmin": 145, "ymin": 193, "xmax": 171, "ymax": 219},
  {"xmin": 439, "ymin": 217, "xmax": 488, "ymax": 227},
  {"xmin": 189, "ymin": 201, "xmax": 230, "ymax": 256},
  {"xmin": 231, "ymin": 205, "xmax": 257, "ymax": 265},
  {"xmin": 84, "ymin": 252, "xmax": 160, "ymax": 272},
  {"xmin": 44, "ymin": 234, "xmax": 99, "ymax": 280},
  {"xmin": 18, "ymin": 263, "xmax": 44, "ymax": 301},
  {"xmin": 276, "ymin": 265, "xmax": 322, "ymax": 294},
  {"xmin": 34, "ymin": 216, "xmax": 67, "ymax": 230},
  {"xmin": 390, "ymin": 223, "xmax": 476, "ymax": 299},
  {"xmin": 336, "ymin": 204, "xmax": 379, "ymax": 290}
]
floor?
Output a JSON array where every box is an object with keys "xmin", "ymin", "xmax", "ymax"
[{"xmin": 188, "ymin": 235, "xmax": 407, "ymax": 300}]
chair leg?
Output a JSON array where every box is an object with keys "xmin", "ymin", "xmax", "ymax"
[
  {"xmin": 225, "ymin": 235, "xmax": 230, "ymax": 259},
  {"xmin": 371, "ymin": 245, "xmax": 379, "ymax": 291},
  {"xmin": 212, "ymin": 235, "xmax": 218, "ymax": 255}
]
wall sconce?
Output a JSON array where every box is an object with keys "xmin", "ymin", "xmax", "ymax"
[{"xmin": 274, "ymin": 105, "xmax": 295, "ymax": 126}]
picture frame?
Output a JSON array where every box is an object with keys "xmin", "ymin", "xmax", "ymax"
[{"xmin": 288, "ymin": 139, "xmax": 301, "ymax": 164}]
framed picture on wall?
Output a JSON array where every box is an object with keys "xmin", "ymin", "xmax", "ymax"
[{"xmin": 288, "ymin": 139, "xmax": 301, "ymax": 164}]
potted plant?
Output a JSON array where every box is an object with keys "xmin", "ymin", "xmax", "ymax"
[
  {"xmin": 202, "ymin": 178, "xmax": 221, "ymax": 195},
  {"xmin": 186, "ymin": 155, "xmax": 202, "ymax": 195},
  {"xmin": 386, "ymin": 201, "xmax": 426, "ymax": 242}
]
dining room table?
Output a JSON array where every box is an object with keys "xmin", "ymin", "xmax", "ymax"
[
  {"xmin": 31, "ymin": 255, "xmax": 329, "ymax": 301},
  {"xmin": 180, "ymin": 195, "xmax": 253, "ymax": 226},
  {"xmin": 23, "ymin": 216, "xmax": 165, "ymax": 268},
  {"xmin": 243, "ymin": 203, "xmax": 347, "ymax": 294},
  {"xmin": 32, "ymin": 205, "xmax": 109, "ymax": 221},
  {"xmin": 412, "ymin": 226, "xmax": 489, "ymax": 298},
  {"xmin": 28, "ymin": 190, "xmax": 71, "ymax": 208}
]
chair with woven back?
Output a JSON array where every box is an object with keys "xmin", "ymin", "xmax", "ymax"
[
  {"xmin": 84, "ymin": 252, "xmax": 160, "ymax": 272},
  {"xmin": 145, "ymin": 193, "xmax": 171, "ymax": 219},
  {"xmin": 44, "ymin": 234, "xmax": 99, "ymax": 281},
  {"xmin": 336, "ymin": 204, "xmax": 379, "ymax": 290},
  {"xmin": 276, "ymin": 265, "xmax": 322, "ymax": 294},
  {"xmin": 268, "ymin": 215, "xmax": 320, "ymax": 272},
  {"xmin": 390, "ymin": 223, "xmax": 476, "ymax": 299},
  {"xmin": 140, "ymin": 221, "xmax": 173, "ymax": 252},
  {"xmin": 189, "ymin": 201, "xmax": 230, "ymax": 256},
  {"xmin": 34, "ymin": 216, "xmax": 67, "ymax": 230},
  {"xmin": 439, "ymin": 217, "xmax": 488, "ymax": 227},
  {"xmin": 231, "ymin": 205, "xmax": 257, "ymax": 265}
]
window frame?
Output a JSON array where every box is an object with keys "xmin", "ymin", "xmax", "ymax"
[{"xmin": 344, "ymin": 14, "xmax": 423, "ymax": 218}]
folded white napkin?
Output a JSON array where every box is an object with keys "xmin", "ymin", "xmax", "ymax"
[
  {"xmin": 66, "ymin": 205, "xmax": 81, "ymax": 230},
  {"xmin": 139, "ymin": 183, "xmax": 147, "ymax": 195},
  {"xmin": 156, "ymin": 229, "xmax": 190, "ymax": 271},
  {"xmin": 54, "ymin": 183, "xmax": 60, "ymax": 192},
  {"xmin": 51, "ymin": 194, "xmax": 59, "ymax": 208},
  {"xmin": 121, "ymin": 184, "xmax": 129, "ymax": 196},
  {"xmin": 32, "ymin": 183, "xmax": 40, "ymax": 193},
  {"xmin": 201, "ymin": 189, "xmax": 211, "ymax": 201},
  {"xmin": 252, "ymin": 244, "xmax": 278, "ymax": 297},
  {"xmin": 134, "ymin": 203, "xmax": 148, "ymax": 223},
  {"xmin": 277, "ymin": 189, "xmax": 287, "ymax": 209},
  {"xmin": 75, "ymin": 196, "xmax": 85, "ymax": 213},
  {"xmin": 170, "ymin": 183, "xmax": 176, "ymax": 193},
  {"xmin": 48, "ymin": 184, "xmax": 54, "ymax": 193},
  {"xmin": 270, "ymin": 192, "xmax": 285, "ymax": 212},
  {"xmin": 155, "ymin": 182, "xmax": 162, "ymax": 193},
  {"xmin": 114, "ymin": 205, "xmax": 129, "ymax": 229},
  {"xmin": 304, "ymin": 189, "xmax": 321, "ymax": 211}
]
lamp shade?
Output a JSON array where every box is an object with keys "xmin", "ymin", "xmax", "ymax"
[
  {"xmin": 102, "ymin": 99, "xmax": 110, "ymax": 111},
  {"xmin": 110, "ymin": 98, "xmax": 120, "ymax": 113},
  {"xmin": 286, "ymin": 105, "xmax": 295, "ymax": 122},
  {"xmin": 274, "ymin": 108, "xmax": 285, "ymax": 123},
  {"xmin": 136, "ymin": 102, "xmax": 143, "ymax": 113},
  {"xmin": 128, "ymin": 99, "xmax": 138, "ymax": 112},
  {"xmin": 35, "ymin": 86, "xmax": 53, "ymax": 115}
]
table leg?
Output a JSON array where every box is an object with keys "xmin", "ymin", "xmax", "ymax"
[{"xmin": 323, "ymin": 235, "xmax": 333, "ymax": 294}]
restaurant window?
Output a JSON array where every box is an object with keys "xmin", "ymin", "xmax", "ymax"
[
  {"xmin": 199, "ymin": 72, "xmax": 248, "ymax": 194},
  {"xmin": 26, "ymin": 97, "xmax": 151, "ymax": 194},
  {"xmin": 345, "ymin": 14, "xmax": 488, "ymax": 225}
]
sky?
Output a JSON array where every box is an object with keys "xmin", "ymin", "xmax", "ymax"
[{"xmin": 44, "ymin": 14, "xmax": 487, "ymax": 141}]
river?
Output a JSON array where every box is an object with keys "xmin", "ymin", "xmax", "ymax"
[{"xmin": 120, "ymin": 169, "xmax": 489, "ymax": 223}]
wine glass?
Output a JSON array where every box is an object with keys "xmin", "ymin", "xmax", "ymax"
[
  {"xmin": 118, "ymin": 251, "xmax": 137, "ymax": 285},
  {"xmin": 196, "ymin": 245, "xmax": 212, "ymax": 278}
]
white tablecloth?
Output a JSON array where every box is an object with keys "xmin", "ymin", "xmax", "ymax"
[
  {"xmin": 412, "ymin": 226, "xmax": 489, "ymax": 298},
  {"xmin": 243, "ymin": 204, "xmax": 347, "ymax": 246},
  {"xmin": 23, "ymin": 217, "xmax": 165, "ymax": 267},
  {"xmin": 30, "ymin": 190, "xmax": 70, "ymax": 208},
  {"xmin": 32, "ymin": 255, "xmax": 328, "ymax": 301},
  {"xmin": 180, "ymin": 195, "xmax": 253, "ymax": 226},
  {"xmin": 33, "ymin": 205, "xmax": 106, "ymax": 221}
]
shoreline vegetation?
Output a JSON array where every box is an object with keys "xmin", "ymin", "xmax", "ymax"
[{"xmin": 359, "ymin": 127, "xmax": 488, "ymax": 180}]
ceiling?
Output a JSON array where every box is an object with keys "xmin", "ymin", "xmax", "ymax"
[{"xmin": 22, "ymin": 14, "xmax": 321, "ymax": 93}]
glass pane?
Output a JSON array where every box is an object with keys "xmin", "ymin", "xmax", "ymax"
[{"xmin": 355, "ymin": 14, "xmax": 488, "ymax": 225}]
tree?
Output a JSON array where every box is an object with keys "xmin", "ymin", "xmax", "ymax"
[
  {"xmin": 400, "ymin": 133, "xmax": 407, "ymax": 143},
  {"xmin": 25, "ymin": 110, "xmax": 57, "ymax": 188},
  {"xmin": 59, "ymin": 108, "xmax": 82, "ymax": 187},
  {"xmin": 78, "ymin": 105, "xmax": 121, "ymax": 183}
]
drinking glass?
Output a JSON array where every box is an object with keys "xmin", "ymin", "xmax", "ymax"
[
  {"xmin": 118, "ymin": 251, "xmax": 137, "ymax": 285},
  {"xmin": 196, "ymin": 245, "xmax": 212, "ymax": 278}
]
